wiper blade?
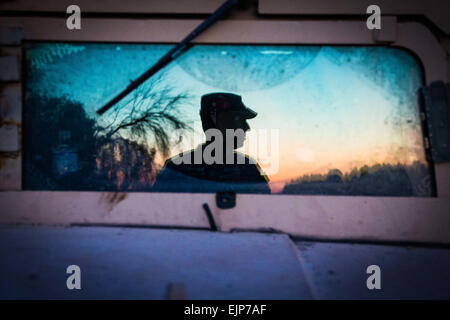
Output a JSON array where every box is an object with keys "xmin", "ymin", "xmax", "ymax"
[{"xmin": 96, "ymin": 0, "xmax": 241, "ymax": 116}]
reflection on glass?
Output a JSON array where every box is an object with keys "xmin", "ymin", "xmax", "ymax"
[{"xmin": 23, "ymin": 43, "xmax": 434, "ymax": 196}]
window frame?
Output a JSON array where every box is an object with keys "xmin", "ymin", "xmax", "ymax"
[{"xmin": 0, "ymin": 17, "xmax": 449, "ymax": 245}]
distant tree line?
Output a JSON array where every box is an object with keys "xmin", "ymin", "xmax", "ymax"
[{"xmin": 282, "ymin": 161, "xmax": 433, "ymax": 197}]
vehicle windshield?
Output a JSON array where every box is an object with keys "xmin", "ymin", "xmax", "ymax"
[{"xmin": 23, "ymin": 43, "xmax": 434, "ymax": 196}]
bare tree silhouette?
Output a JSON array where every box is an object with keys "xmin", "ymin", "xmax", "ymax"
[
  {"xmin": 24, "ymin": 77, "xmax": 193, "ymax": 191},
  {"xmin": 99, "ymin": 77, "xmax": 193, "ymax": 158}
]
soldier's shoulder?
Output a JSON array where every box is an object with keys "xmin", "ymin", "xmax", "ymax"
[
  {"xmin": 164, "ymin": 149, "xmax": 196, "ymax": 168},
  {"xmin": 235, "ymin": 152, "xmax": 270, "ymax": 183},
  {"xmin": 234, "ymin": 152, "xmax": 257, "ymax": 165}
]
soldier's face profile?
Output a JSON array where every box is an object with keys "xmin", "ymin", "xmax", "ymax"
[
  {"xmin": 215, "ymin": 111, "xmax": 250, "ymax": 149},
  {"xmin": 216, "ymin": 111, "xmax": 250, "ymax": 133}
]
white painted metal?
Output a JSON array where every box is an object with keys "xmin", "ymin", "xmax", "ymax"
[
  {"xmin": 1, "ymin": 225, "xmax": 449, "ymax": 299},
  {"xmin": 0, "ymin": 125, "xmax": 19, "ymax": 151},
  {"xmin": 0, "ymin": 56, "xmax": 20, "ymax": 81},
  {"xmin": 0, "ymin": 0, "xmax": 225, "ymax": 14},
  {"xmin": 0, "ymin": 192, "xmax": 449, "ymax": 245},
  {"xmin": 259, "ymin": 0, "xmax": 450, "ymax": 34},
  {"xmin": 0, "ymin": 226, "xmax": 313, "ymax": 299},
  {"xmin": 0, "ymin": 18, "xmax": 448, "ymax": 243},
  {"xmin": 294, "ymin": 240, "xmax": 450, "ymax": 299}
]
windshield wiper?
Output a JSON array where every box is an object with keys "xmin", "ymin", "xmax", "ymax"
[{"xmin": 96, "ymin": 0, "xmax": 241, "ymax": 116}]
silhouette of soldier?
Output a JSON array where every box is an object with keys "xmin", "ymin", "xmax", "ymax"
[{"xmin": 153, "ymin": 92, "xmax": 270, "ymax": 194}]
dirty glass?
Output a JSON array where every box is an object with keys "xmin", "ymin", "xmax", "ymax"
[{"xmin": 23, "ymin": 43, "xmax": 434, "ymax": 196}]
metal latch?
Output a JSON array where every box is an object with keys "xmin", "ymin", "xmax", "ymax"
[
  {"xmin": 420, "ymin": 81, "xmax": 450, "ymax": 163},
  {"xmin": 216, "ymin": 191, "xmax": 236, "ymax": 209}
]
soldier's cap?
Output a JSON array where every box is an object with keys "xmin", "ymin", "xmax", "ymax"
[{"xmin": 200, "ymin": 93, "xmax": 257, "ymax": 120}]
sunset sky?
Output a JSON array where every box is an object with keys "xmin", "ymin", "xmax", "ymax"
[{"xmin": 27, "ymin": 43, "xmax": 428, "ymax": 193}]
